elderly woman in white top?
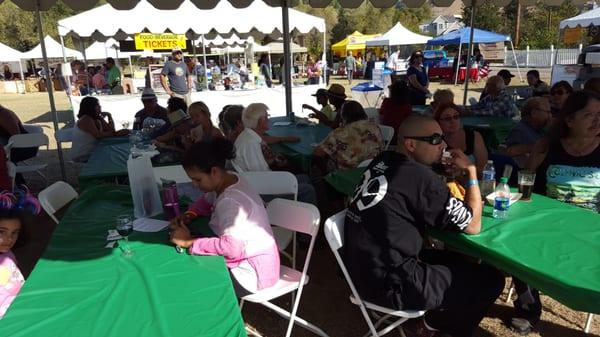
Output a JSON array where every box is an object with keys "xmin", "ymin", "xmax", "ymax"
[{"xmin": 233, "ymin": 103, "xmax": 316, "ymax": 205}]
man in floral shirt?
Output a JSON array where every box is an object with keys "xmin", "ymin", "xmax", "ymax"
[
  {"xmin": 314, "ymin": 101, "xmax": 383, "ymax": 171},
  {"xmin": 467, "ymin": 76, "xmax": 517, "ymax": 118}
]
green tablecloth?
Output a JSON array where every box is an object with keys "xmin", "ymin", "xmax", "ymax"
[
  {"xmin": 268, "ymin": 117, "xmax": 331, "ymax": 172},
  {"xmin": 78, "ymin": 137, "xmax": 130, "ymax": 189},
  {"xmin": 462, "ymin": 116, "xmax": 516, "ymax": 151},
  {"xmin": 0, "ymin": 185, "xmax": 247, "ymax": 337},
  {"xmin": 325, "ymin": 168, "xmax": 600, "ymax": 314}
]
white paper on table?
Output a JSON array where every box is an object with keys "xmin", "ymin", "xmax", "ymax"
[
  {"xmin": 273, "ymin": 122, "xmax": 292, "ymax": 126},
  {"xmin": 133, "ymin": 218, "xmax": 170, "ymax": 232},
  {"xmin": 107, "ymin": 229, "xmax": 122, "ymax": 241}
]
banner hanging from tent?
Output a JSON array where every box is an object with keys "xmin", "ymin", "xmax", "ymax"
[{"xmin": 134, "ymin": 33, "xmax": 187, "ymax": 50}]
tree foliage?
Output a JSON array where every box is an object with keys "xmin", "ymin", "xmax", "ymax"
[{"xmin": 463, "ymin": 0, "xmax": 581, "ymax": 49}]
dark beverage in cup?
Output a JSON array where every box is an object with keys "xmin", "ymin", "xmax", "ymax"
[
  {"xmin": 519, "ymin": 184, "xmax": 533, "ymax": 201},
  {"xmin": 518, "ymin": 170, "xmax": 536, "ymax": 201}
]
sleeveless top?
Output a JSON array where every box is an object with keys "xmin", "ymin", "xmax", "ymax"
[
  {"xmin": 70, "ymin": 124, "xmax": 99, "ymax": 162},
  {"xmin": 534, "ymin": 140, "xmax": 600, "ymax": 213}
]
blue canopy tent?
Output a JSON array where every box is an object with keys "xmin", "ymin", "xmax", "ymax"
[{"xmin": 427, "ymin": 27, "xmax": 522, "ymax": 102}]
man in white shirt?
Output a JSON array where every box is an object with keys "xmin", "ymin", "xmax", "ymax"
[
  {"xmin": 233, "ymin": 103, "xmax": 317, "ymax": 205},
  {"xmin": 386, "ymin": 48, "xmax": 399, "ymax": 72}
]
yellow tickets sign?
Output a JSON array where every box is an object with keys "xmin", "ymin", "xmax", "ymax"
[{"xmin": 134, "ymin": 33, "xmax": 186, "ymax": 50}]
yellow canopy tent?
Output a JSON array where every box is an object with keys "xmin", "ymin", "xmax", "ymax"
[{"xmin": 331, "ymin": 31, "xmax": 381, "ymax": 57}]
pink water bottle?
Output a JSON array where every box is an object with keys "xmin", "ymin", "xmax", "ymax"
[{"xmin": 161, "ymin": 179, "xmax": 180, "ymax": 220}]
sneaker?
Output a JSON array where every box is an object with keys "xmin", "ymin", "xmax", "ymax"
[
  {"xmin": 402, "ymin": 318, "xmax": 438, "ymax": 337},
  {"xmin": 510, "ymin": 317, "xmax": 534, "ymax": 335}
]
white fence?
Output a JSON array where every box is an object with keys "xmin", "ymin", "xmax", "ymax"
[{"xmin": 504, "ymin": 45, "xmax": 582, "ymax": 68}]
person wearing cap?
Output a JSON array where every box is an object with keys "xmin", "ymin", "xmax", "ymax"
[
  {"xmin": 302, "ymin": 88, "xmax": 335, "ymax": 124},
  {"xmin": 323, "ymin": 84, "xmax": 347, "ymax": 128},
  {"xmin": 480, "ymin": 69, "xmax": 515, "ymax": 100},
  {"xmin": 161, "ymin": 47, "xmax": 194, "ymax": 106},
  {"xmin": 133, "ymin": 88, "xmax": 169, "ymax": 132}
]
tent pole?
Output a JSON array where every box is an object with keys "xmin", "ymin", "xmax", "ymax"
[
  {"xmin": 80, "ymin": 39, "xmax": 91, "ymax": 95},
  {"xmin": 201, "ymin": 34, "xmax": 208, "ymax": 90},
  {"xmin": 322, "ymin": 29, "xmax": 327, "ymax": 85},
  {"xmin": 454, "ymin": 42, "xmax": 462, "ymax": 86},
  {"xmin": 510, "ymin": 41, "xmax": 523, "ymax": 82},
  {"xmin": 59, "ymin": 35, "xmax": 71, "ymax": 96},
  {"xmin": 282, "ymin": 0, "xmax": 293, "ymax": 117},
  {"xmin": 128, "ymin": 55, "xmax": 134, "ymax": 87},
  {"xmin": 35, "ymin": 1, "xmax": 67, "ymax": 182},
  {"xmin": 462, "ymin": 4, "xmax": 477, "ymax": 106}
]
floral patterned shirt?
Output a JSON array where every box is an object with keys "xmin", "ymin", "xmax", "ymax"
[
  {"xmin": 320, "ymin": 120, "xmax": 383, "ymax": 170},
  {"xmin": 0, "ymin": 251, "xmax": 24, "ymax": 319}
]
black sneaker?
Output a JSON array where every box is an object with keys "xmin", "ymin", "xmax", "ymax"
[{"xmin": 510, "ymin": 317, "xmax": 534, "ymax": 335}]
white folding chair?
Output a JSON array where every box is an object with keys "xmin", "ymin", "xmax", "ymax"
[
  {"xmin": 240, "ymin": 198, "xmax": 328, "ymax": 337},
  {"xmin": 153, "ymin": 165, "xmax": 192, "ymax": 184},
  {"xmin": 324, "ymin": 210, "xmax": 426, "ymax": 337},
  {"xmin": 358, "ymin": 159, "xmax": 373, "ymax": 168},
  {"xmin": 38, "ymin": 181, "xmax": 78, "ymax": 224},
  {"xmin": 240, "ymin": 171, "xmax": 298, "ymax": 267},
  {"xmin": 22, "ymin": 124, "xmax": 44, "ymax": 134},
  {"xmin": 378, "ymin": 124, "xmax": 395, "ymax": 150},
  {"xmin": 5, "ymin": 133, "xmax": 50, "ymax": 185},
  {"xmin": 364, "ymin": 107, "xmax": 380, "ymax": 123},
  {"xmin": 230, "ymin": 160, "xmax": 245, "ymax": 173}
]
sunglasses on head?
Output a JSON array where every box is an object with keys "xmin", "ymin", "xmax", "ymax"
[{"xmin": 405, "ymin": 133, "xmax": 445, "ymax": 145}]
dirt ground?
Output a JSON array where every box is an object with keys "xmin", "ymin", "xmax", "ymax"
[{"xmin": 1, "ymin": 67, "xmax": 598, "ymax": 337}]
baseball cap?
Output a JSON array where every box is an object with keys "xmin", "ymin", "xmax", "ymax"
[
  {"xmin": 172, "ymin": 47, "xmax": 183, "ymax": 54},
  {"xmin": 311, "ymin": 88, "xmax": 328, "ymax": 97},
  {"xmin": 497, "ymin": 69, "xmax": 515, "ymax": 78}
]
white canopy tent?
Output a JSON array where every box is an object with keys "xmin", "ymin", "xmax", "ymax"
[
  {"xmin": 365, "ymin": 22, "xmax": 430, "ymax": 47},
  {"xmin": 7, "ymin": 0, "xmax": 583, "ymax": 183},
  {"xmin": 0, "ymin": 41, "xmax": 25, "ymax": 81},
  {"xmin": 559, "ymin": 7, "xmax": 600, "ymax": 29},
  {"xmin": 206, "ymin": 34, "xmax": 245, "ymax": 48},
  {"xmin": 21, "ymin": 35, "xmax": 82, "ymax": 59}
]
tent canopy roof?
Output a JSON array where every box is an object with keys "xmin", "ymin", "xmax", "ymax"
[
  {"xmin": 57, "ymin": 0, "xmax": 325, "ymax": 43},
  {"xmin": 1, "ymin": 0, "xmax": 589, "ymax": 11},
  {"xmin": 0, "ymin": 42, "xmax": 24, "ymax": 62},
  {"xmin": 559, "ymin": 7, "xmax": 600, "ymax": 29},
  {"xmin": 22, "ymin": 35, "xmax": 82, "ymax": 59},
  {"xmin": 332, "ymin": 31, "xmax": 381, "ymax": 54},
  {"xmin": 426, "ymin": 27, "xmax": 511, "ymax": 46},
  {"xmin": 366, "ymin": 22, "xmax": 430, "ymax": 47}
]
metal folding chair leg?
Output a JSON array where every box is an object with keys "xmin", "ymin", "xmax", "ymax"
[
  {"xmin": 584, "ymin": 313, "xmax": 593, "ymax": 333},
  {"xmin": 260, "ymin": 301, "xmax": 329, "ymax": 337}
]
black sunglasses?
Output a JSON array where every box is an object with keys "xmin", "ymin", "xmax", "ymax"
[{"xmin": 405, "ymin": 133, "xmax": 445, "ymax": 145}]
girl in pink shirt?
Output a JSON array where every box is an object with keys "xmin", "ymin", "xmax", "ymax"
[
  {"xmin": 170, "ymin": 139, "xmax": 280, "ymax": 296},
  {"xmin": 0, "ymin": 188, "xmax": 40, "ymax": 319}
]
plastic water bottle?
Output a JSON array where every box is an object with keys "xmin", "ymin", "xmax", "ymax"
[
  {"xmin": 493, "ymin": 177, "xmax": 510, "ymax": 219},
  {"xmin": 480, "ymin": 160, "xmax": 496, "ymax": 198}
]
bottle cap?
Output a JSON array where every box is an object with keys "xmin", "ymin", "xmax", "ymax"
[
  {"xmin": 487, "ymin": 160, "xmax": 493, "ymax": 164},
  {"xmin": 500, "ymin": 177, "xmax": 508, "ymax": 183}
]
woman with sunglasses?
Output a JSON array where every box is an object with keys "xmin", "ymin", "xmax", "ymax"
[
  {"xmin": 407, "ymin": 51, "xmax": 431, "ymax": 105},
  {"xmin": 549, "ymin": 81, "xmax": 573, "ymax": 117},
  {"xmin": 434, "ymin": 102, "xmax": 488, "ymax": 177}
]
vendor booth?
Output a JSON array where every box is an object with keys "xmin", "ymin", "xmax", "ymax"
[
  {"xmin": 331, "ymin": 31, "xmax": 381, "ymax": 58},
  {"xmin": 554, "ymin": 7, "xmax": 600, "ymax": 89},
  {"xmin": 426, "ymin": 27, "xmax": 521, "ymax": 85}
]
